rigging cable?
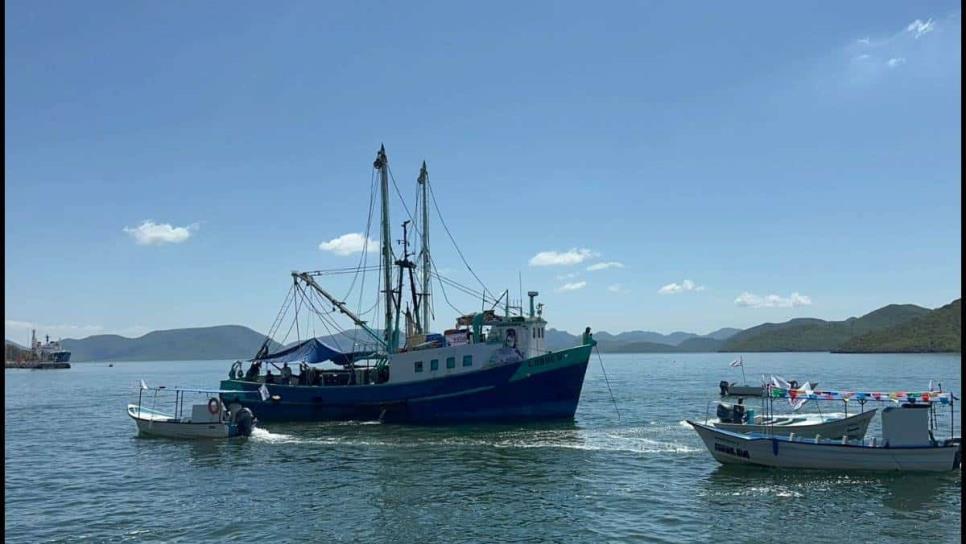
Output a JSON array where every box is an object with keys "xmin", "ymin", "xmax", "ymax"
[
  {"xmin": 594, "ymin": 345, "xmax": 622, "ymax": 422},
  {"xmin": 352, "ymin": 168, "xmax": 379, "ymax": 347},
  {"xmin": 429, "ymin": 256, "xmax": 465, "ymax": 316},
  {"xmin": 426, "ymin": 176, "xmax": 496, "ymax": 302}
]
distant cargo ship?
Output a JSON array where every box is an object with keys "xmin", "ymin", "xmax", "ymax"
[
  {"xmin": 30, "ymin": 330, "xmax": 71, "ymax": 362},
  {"xmin": 5, "ymin": 330, "xmax": 71, "ymax": 368}
]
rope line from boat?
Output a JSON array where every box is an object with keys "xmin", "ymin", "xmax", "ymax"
[{"xmin": 594, "ymin": 345, "xmax": 621, "ymax": 422}]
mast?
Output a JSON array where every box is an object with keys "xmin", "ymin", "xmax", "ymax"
[
  {"xmin": 418, "ymin": 161, "xmax": 430, "ymax": 334},
  {"xmin": 374, "ymin": 145, "xmax": 395, "ymax": 352},
  {"xmin": 394, "ymin": 220, "xmax": 421, "ymax": 340}
]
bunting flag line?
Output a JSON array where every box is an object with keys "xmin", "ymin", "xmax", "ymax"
[{"xmin": 767, "ymin": 387, "xmax": 955, "ymax": 404}]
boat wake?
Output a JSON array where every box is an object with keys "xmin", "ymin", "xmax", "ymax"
[
  {"xmin": 249, "ymin": 427, "xmax": 299, "ymax": 443},
  {"xmin": 247, "ymin": 426, "xmax": 699, "ymax": 453}
]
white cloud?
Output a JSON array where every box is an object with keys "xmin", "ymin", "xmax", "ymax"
[
  {"xmin": 734, "ymin": 292, "xmax": 813, "ymax": 308},
  {"xmin": 318, "ymin": 233, "xmax": 379, "ymax": 256},
  {"xmin": 556, "ymin": 272, "xmax": 580, "ymax": 281},
  {"xmin": 607, "ymin": 284, "xmax": 624, "ymax": 293},
  {"xmin": 906, "ymin": 18, "xmax": 935, "ymax": 38},
  {"xmin": 529, "ymin": 248, "xmax": 598, "ymax": 267},
  {"xmin": 123, "ymin": 220, "xmax": 196, "ymax": 245},
  {"xmin": 845, "ymin": 16, "xmax": 947, "ymax": 77},
  {"xmin": 557, "ymin": 281, "xmax": 587, "ymax": 292},
  {"xmin": 587, "ymin": 261, "xmax": 624, "ymax": 271},
  {"xmin": 657, "ymin": 279, "xmax": 705, "ymax": 295}
]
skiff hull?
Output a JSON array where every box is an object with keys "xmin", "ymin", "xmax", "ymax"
[
  {"xmin": 690, "ymin": 421, "xmax": 961, "ymax": 472},
  {"xmin": 712, "ymin": 409, "xmax": 876, "ymax": 440},
  {"xmin": 127, "ymin": 405, "xmax": 247, "ymax": 439}
]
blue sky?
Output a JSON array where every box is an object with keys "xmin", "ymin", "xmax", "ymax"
[{"xmin": 5, "ymin": 1, "xmax": 961, "ymax": 342}]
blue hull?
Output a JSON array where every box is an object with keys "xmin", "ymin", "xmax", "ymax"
[
  {"xmin": 219, "ymin": 344, "xmax": 591, "ymax": 424},
  {"xmin": 49, "ymin": 352, "xmax": 71, "ymax": 363}
]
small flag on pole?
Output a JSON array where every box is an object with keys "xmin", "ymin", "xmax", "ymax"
[
  {"xmin": 789, "ymin": 382, "xmax": 812, "ymax": 410},
  {"xmin": 259, "ymin": 384, "xmax": 270, "ymax": 402},
  {"xmin": 730, "ymin": 356, "xmax": 743, "ymax": 368},
  {"xmin": 140, "ymin": 379, "xmax": 148, "ymax": 390}
]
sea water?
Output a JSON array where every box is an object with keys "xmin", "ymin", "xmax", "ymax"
[{"xmin": 4, "ymin": 353, "xmax": 961, "ymax": 543}]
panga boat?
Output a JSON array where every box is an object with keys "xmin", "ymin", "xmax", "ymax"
[
  {"xmin": 712, "ymin": 401, "xmax": 875, "ymax": 440},
  {"xmin": 690, "ymin": 388, "xmax": 961, "ymax": 472},
  {"xmin": 218, "ymin": 147, "xmax": 595, "ymax": 424},
  {"xmin": 128, "ymin": 382, "xmax": 264, "ymax": 439},
  {"xmin": 719, "ymin": 359, "xmax": 814, "ymax": 397}
]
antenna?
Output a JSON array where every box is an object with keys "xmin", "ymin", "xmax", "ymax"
[{"xmin": 528, "ymin": 291, "xmax": 539, "ymax": 318}]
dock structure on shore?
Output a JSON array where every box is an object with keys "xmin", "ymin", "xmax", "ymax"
[{"xmin": 5, "ymin": 360, "xmax": 70, "ymax": 369}]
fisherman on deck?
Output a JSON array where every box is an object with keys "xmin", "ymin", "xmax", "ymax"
[
  {"xmin": 734, "ymin": 397, "xmax": 746, "ymax": 423},
  {"xmin": 281, "ymin": 362, "xmax": 292, "ymax": 383},
  {"xmin": 245, "ymin": 361, "xmax": 261, "ymax": 381},
  {"xmin": 265, "ymin": 370, "xmax": 275, "ymax": 384},
  {"xmin": 582, "ymin": 327, "xmax": 594, "ymax": 345}
]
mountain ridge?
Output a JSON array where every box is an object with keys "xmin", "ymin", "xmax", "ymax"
[{"xmin": 7, "ymin": 299, "xmax": 959, "ymax": 360}]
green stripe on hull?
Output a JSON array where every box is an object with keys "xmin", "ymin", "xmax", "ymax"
[{"xmin": 509, "ymin": 344, "xmax": 593, "ymax": 382}]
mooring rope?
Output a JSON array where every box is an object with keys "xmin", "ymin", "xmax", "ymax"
[{"xmin": 594, "ymin": 345, "xmax": 621, "ymax": 422}]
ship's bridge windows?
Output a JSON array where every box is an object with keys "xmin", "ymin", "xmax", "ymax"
[
  {"xmin": 415, "ymin": 361, "xmax": 424, "ymax": 373},
  {"xmin": 430, "ymin": 359, "xmax": 439, "ymax": 371},
  {"xmin": 532, "ymin": 328, "xmax": 536, "ymax": 339},
  {"xmin": 463, "ymin": 355, "xmax": 473, "ymax": 367},
  {"xmin": 446, "ymin": 357, "xmax": 456, "ymax": 369}
]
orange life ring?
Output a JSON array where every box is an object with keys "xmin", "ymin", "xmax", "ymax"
[{"xmin": 208, "ymin": 398, "xmax": 221, "ymax": 415}]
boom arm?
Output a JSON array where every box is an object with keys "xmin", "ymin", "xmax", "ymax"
[{"xmin": 292, "ymin": 271, "xmax": 387, "ymax": 350}]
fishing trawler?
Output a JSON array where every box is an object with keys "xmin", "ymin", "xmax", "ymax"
[{"xmin": 219, "ymin": 146, "xmax": 595, "ymax": 423}]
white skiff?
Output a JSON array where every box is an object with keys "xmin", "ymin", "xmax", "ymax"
[{"xmin": 689, "ymin": 403, "xmax": 961, "ymax": 472}]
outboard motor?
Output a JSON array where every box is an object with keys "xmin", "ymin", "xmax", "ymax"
[
  {"xmin": 719, "ymin": 381, "xmax": 730, "ymax": 396},
  {"xmin": 716, "ymin": 402, "xmax": 733, "ymax": 422},
  {"xmin": 233, "ymin": 407, "xmax": 255, "ymax": 437}
]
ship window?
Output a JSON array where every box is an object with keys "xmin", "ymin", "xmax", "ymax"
[
  {"xmin": 415, "ymin": 361, "xmax": 423, "ymax": 373},
  {"xmin": 446, "ymin": 357, "xmax": 456, "ymax": 369},
  {"xmin": 532, "ymin": 328, "xmax": 536, "ymax": 339},
  {"xmin": 540, "ymin": 328, "xmax": 544, "ymax": 338},
  {"xmin": 463, "ymin": 355, "xmax": 472, "ymax": 367},
  {"xmin": 430, "ymin": 359, "xmax": 439, "ymax": 371}
]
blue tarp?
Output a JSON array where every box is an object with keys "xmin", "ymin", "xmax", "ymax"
[{"xmin": 254, "ymin": 338, "xmax": 370, "ymax": 366}]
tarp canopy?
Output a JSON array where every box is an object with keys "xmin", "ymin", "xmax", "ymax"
[{"xmin": 253, "ymin": 338, "xmax": 372, "ymax": 366}]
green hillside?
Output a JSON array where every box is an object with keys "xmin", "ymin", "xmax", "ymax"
[
  {"xmin": 62, "ymin": 325, "xmax": 280, "ymax": 362},
  {"xmin": 835, "ymin": 299, "xmax": 961, "ymax": 353},
  {"xmin": 720, "ymin": 304, "xmax": 931, "ymax": 352},
  {"xmin": 601, "ymin": 341, "xmax": 683, "ymax": 353}
]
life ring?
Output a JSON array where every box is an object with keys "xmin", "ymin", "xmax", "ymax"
[{"xmin": 208, "ymin": 398, "xmax": 221, "ymax": 415}]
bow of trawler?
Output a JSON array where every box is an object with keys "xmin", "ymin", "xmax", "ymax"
[{"xmin": 218, "ymin": 145, "xmax": 596, "ymax": 424}]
